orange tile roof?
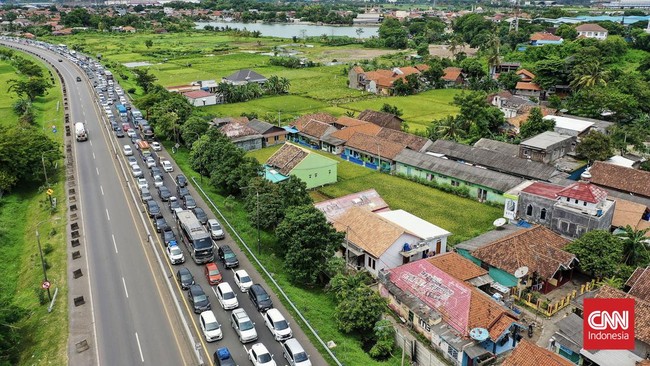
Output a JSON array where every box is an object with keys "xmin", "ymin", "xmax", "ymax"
[
  {"xmin": 530, "ymin": 32, "xmax": 563, "ymax": 42},
  {"xmin": 443, "ymin": 67, "xmax": 463, "ymax": 82},
  {"xmin": 293, "ymin": 113, "xmax": 337, "ymax": 129},
  {"xmin": 516, "ymin": 82, "xmax": 542, "ymax": 91},
  {"xmin": 329, "ymin": 124, "xmax": 381, "ymax": 142},
  {"xmin": 595, "ymin": 285, "xmax": 650, "ymax": 344},
  {"xmin": 426, "ymin": 252, "xmax": 487, "ymax": 282},
  {"xmin": 352, "ymin": 66, "xmax": 364, "ymax": 73},
  {"xmin": 376, "ymin": 128, "xmax": 430, "ymax": 152},
  {"xmin": 468, "ymin": 288, "xmax": 518, "ymax": 341},
  {"xmin": 516, "ymin": 68, "xmax": 536, "ymax": 80},
  {"xmin": 628, "ymin": 267, "xmax": 650, "ymax": 302},
  {"xmin": 335, "ymin": 116, "xmax": 369, "ymax": 128},
  {"xmin": 576, "ymin": 23, "xmax": 608, "ymax": 32},
  {"xmin": 344, "ymin": 133, "xmax": 406, "ymax": 160},
  {"xmin": 300, "ymin": 119, "xmax": 336, "ymax": 139},
  {"xmin": 611, "ymin": 198, "xmax": 647, "ymax": 229},
  {"xmin": 502, "ymin": 339, "xmax": 574, "ymax": 366},
  {"xmin": 590, "ymin": 161, "xmax": 650, "ymax": 198}
]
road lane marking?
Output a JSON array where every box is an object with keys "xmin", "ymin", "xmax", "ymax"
[
  {"xmin": 96, "ymin": 167, "xmax": 100, "ymax": 175},
  {"xmin": 89, "ymin": 140, "xmax": 93, "ymax": 146},
  {"xmin": 106, "ymin": 209, "xmax": 111, "ymax": 221},
  {"xmin": 135, "ymin": 332, "xmax": 144, "ymax": 363},
  {"xmin": 112, "ymin": 234, "xmax": 118, "ymax": 254},
  {"xmin": 100, "ymin": 185, "xmax": 104, "ymax": 196},
  {"xmin": 93, "ymin": 152, "xmax": 96, "ymax": 160},
  {"xmin": 122, "ymin": 277, "xmax": 129, "ymax": 298}
]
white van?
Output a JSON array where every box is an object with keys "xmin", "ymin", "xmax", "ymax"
[
  {"xmin": 199, "ymin": 311, "xmax": 223, "ymax": 342},
  {"xmin": 282, "ymin": 338, "xmax": 311, "ymax": 366},
  {"xmin": 75, "ymin": 122, "xmax": 88, "ymax": 142}
]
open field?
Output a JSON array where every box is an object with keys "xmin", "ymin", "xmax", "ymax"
[
  {"xmin": 0, "ymin": 50, "xmax": 68, "ymax": 365},
  {"xmin": 247, "ymin": 144, "xmax": 502, "ymax": 245}
]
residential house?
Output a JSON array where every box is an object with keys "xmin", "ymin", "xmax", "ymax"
[
  {"xmin": 473, "ymin": 138, "xmax": 520, "ymax": 156},
  {"xmin": 516, "ymin": 69, "xmax": 536, "ymax": 82},
  {"xmin": 246, "ymin": 119, "xmax": 287, "ymax": 147},
  {"xmin": 394, "ymin": 149, "xmax": 525, "ymax": 204},
  {"xmin": 426, "ymin": 139, "xmax": 564, "ymax": 182},
  {"xmin": 264, "ymin": 143, "xmax": 337, "ymax": 188},
  {"xmin": 222, "ymin": 69, "xmax": 267, "ymax": 85},
  {"xmin": 514, "ymin": 81, "xmax": 543, "ymax": 99},
  {"xmin": 513, "ymin": 181, "xmax": 616, "ymax": 239},
  {"xmin": 611, "ymin": 198, "xmax": 650, "ymax": 232},
  {"xmin": 576, "ymin": 23, "xmax": 608, "ymax": 40},
  {"xmin": 587, "ymin": 161, "xmax": 650, "ymax": 200},
  {"xmin": 543, "ymin": 115, "xmax": 594, "ymax": 138},
  {"xmin": 293, "ymin": 112, "xmax": 337, "ymax": 127},
  {"xmin": 376, "ymin": 128, "xmax": 432, "ymax": 152},
  {"xmin": 211, "ymin": 116, "xmax": 248, "ymax": 128},
  {"xmin": 219, "ymin": 121, "xmax": 264, "ymax": 151},
  {"xmin": 442, "ymin": 67, "xmax": 465, "ymax": 87},
  {"xmin": 313, "ymin": 189, "xmax": 389, "ymax": 223},
  {"xmin": 377, "ymin": 210, "xmax": 451, "ymax": 258},
  {"xmin": 518, "ymin": 131, "xmax": 576, "ymax": 164},
  {"xmin": 353, "ymin": 12, "xmax": 383, "ymax": 24},
  {"xmin": 494, "ymin": 62, "xmax": 521, "ymax": 74},
  {"xmin": 490, "ymin": 91, "xmax": 536, "ymax": 119},
  {"xmin": 378, "ymin": 256, "xmax": 520, "ymax": 366},
  {"xmin": 503, "ymin": 339, "xmax": 573, "ymax": 366},
  {"xmin": 348, "ymin": 66, "xmax": 365, "ymax": 90},
  {"xmin": 182, "ymin": 90, "xmax": 219, "ymax": 107},
  {"xmin": 294, "ymin": 119, "xmax": 338, "ymax": 150},
  {"xmin": 325, "ymin": 120, "xmax": 381, "ymax": 155},
  {"xmin": 354, "ymin": 65, "xmax": 429, "ymax": 95},
  {"xmin": 625, "ymin": 266, "xmax": 650, "ymax": 302},
  {"xmin": 342, "ymin": 133, "xmax": 406, "ymax": 173},
  {"xmin": 332, "ymin": 207, "xmax": 449, "ymax": 275},
  {"xmin": 166, "ymin": 84, "xmax": 201, "ymax": 94},
  {"xmin": 357, "ymin": 109, "xmax": 404, "ymax": 131},
  {"xmin": 469, "ymin": 225, "xmax": 577, "ymax": 294},
  {"xmin": 529, "ymin": 32, "xmax": 564, "ymax": 46},
  {"xmin": 196, "ymin": 80, "xmax": 220, "ymax": 94}
]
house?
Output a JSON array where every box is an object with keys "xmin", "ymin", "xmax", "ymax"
[
  {"xmin": 543, "ymin": 115, "xmax": 594, "ymax": 138},
  {"xmin": 378, "ymin": 256, "xmax": 520, "ymax": 366},
  {"xmin": 246, "ymin": 119, "xmax": 287, "ymax": 147},
  {"xmin": 376, "ymin": 128, "xmax": 432, "ymax": 152},
  {"xmin": 342, "ymin": 133, "xmax": 406, "ymax": 173},
  {"xmin": 354, "ymin": 65, "xmax": 429, "ymax": 95},
  {"xmin": 211, "ymin": 116, "xmax": 249, "ymax": 128},
  {"xmin": 313, "ymin": 189, "xmax": 389, "ymax": 223},
  {"xmin": 219, "ymin": 121, "xmax": 264, "ymax": 151},
  {"xmin": 265, "ymin": 143, "xmax": 337, "ymax": 189},
  {"xmin": 626, "ymin": 266, "xmax": 650, "ymax": 301},
  {"xmin": 588, "ymin": 161, "xmax": 650, "ymax": 200},
  {"xmin": 518, "ymin": 131, "xmax": 576, "ymax": 164},
  {"xmin": 473, "ymin": 139, "xmax": 520, "ymax": 156},
  {"xmin": 513, "ymin": 181, "xmax": 616, "ymax": 239},
  {"xmin": 394, "ymin": 149, "xmax": 525, "ymax": 204},
  {"xmin": 377, "ymin": 209, "xmax": 451, "ymax": 257},
  {"xmin": 357, "ymin": 109, "xmax": 404, "ymax": 131},
  {"xmin": 576, "ymin": 23, "xmax": 608, "ymax": 40},
  {"xmin": 294, "ymin": 119, "xmax": 338, "ymax": 150},
  {"xmin": 516, "ymin": 69, "xmax": 536, "ymax": 82},
  {"xmin": 182, "ymin": 90, "xmax": 219, "ymax": 107},
  {"xmin": 529, "ymin": 32, "xmax": 564, "ymax": 46},
  {"xmin": 503, "ymin": 339, "xmax": 573, "ymax": 366},
  {"xmin": 470, "ymin": 225, "xmax": 577, "ymax": 294},
  {"xmin": 332, "ymin": 207, "xmax": 449, "ymax": 275},
  {"xmin": 122, "ymin": 26, "xmax": 136, "ymax": 33},
  {"xmin": 495, "ymin": 62, "xmax": 521, "ymax": 74},
  {"xmin": 611, "ymin": 198, "xmax": 650, "ymax": 232},
  {"xmin": 348, "ymin": 66, "xmax": 365, "ymax": 90},
  {"xmin": 166, "ymin": 84, "xmax": 201, "ymax": 94},
  {"xmin": 490, "ymin": 90, "xmax": 536, "ymax": 118},
  {"xmin": 442, "ymin": 67, "xmax": 464, "ymax": 87},
  {"xmin": 514, "ymin": 81, "xmax": 543, "ymax": 99},
  {"xmin": 326, "ymin": 122, "xmax": 381, "ymax": 155},
  {"xmin": 222, "ymin": 69, "xmax": 267, "ymax": 85}
]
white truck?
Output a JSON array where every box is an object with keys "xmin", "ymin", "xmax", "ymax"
[{"xmin": 75, "ymin": 122, "xmax": 88, "ymax": 142}]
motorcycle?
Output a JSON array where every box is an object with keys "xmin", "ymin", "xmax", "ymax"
[{"xmin": 528, "ymin": 323, "xmax": 534, "ymax": 338}]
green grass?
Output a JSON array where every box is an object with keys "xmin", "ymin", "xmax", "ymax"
[
  {"xmin": 0, "ymin": 48, "xmax": 68, "ymax": 366},
  {"xmin": 207, "ymin": 95, "xmax": 330, "ymax": 121}
]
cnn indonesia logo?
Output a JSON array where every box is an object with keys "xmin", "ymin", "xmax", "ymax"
[{"xmin": 584, "ymin": 298, "xmax": 635, "ymax": 350}]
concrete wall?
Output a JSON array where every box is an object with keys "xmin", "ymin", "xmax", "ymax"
[
  {"xmin": 263, "ymin": 133, "xmax": 286, "ymax": 147},
  {"xmin": 377, "ymin": 233, "xmax": 421, "ymax": 275},
  {"xmin": 234, "ymin": 138, "xmax": 263, "ymax": 152},
  {"xmin": 519, "ymin": 137, "xmax": 575, "ymax": 163}
]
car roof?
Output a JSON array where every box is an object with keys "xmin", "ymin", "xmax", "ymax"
[
  {"xmin": 200, "ymin": 310, "xmax": 217, "ymax": 323},
  {"xmin": 190, "ymin": 284, "xmax": 203, "ymax": 294},
  {"xmin": 206, "ymin": 262, "xmax": 218, "ymax": 270},
  {"xmin": 251, "ymin": 343, "xmax": 269, "ymax": 353},
  {"xmin": 217, "ymin": 282, "xmax": 233, "ymax": 292},
  {"xmin": 232, "ymin": 308, "xmax": 248, "ymax": 318},
  {"xmin": 178, "ymin": 267, "xmax": 191, "ymax": 276},
  {"xmin": 266, "ymin": 308, "xmax": 283, "ymax": 320},
  {"xmin": 283, "ymin": 338, "xmax": 303, "ymax": 351}
]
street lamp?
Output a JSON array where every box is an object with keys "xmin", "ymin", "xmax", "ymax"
[
  {"xmin": 41, "ymin": 148, "xmax": 59, "ymax": 187},
  {"xmin": 36, "ymin": 219, "xmax": 56, "ymax": 301},
  {"xmin": 242, "ymin": 186, "xmax": 261, "ymax": 255}
]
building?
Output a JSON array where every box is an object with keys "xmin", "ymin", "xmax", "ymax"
[
  {"xmin": 394, "ymin": 149, "xmax": 525, "ymax": 204},
  {"xmin": 222, "ymin": 69, "xmax": 267, "ymax": 85},
  {"xmin": 313, "ymin": 189, "xmax": 389, "ymax": 223},
  {"xmin": 513, "ymin": 181, "xmax": 616, "ymax": 239},
  {"xmin": 490, "ymin": 91, "xmax": 536, "ymax": 119},
  {"xmin": 350, "ymin": 65, "xmax": 430, "ymax": 95},
  {"xmin": 588, "ymin": 161, "xmax": 650, "ymax": 199},
  {"xmin": 378, "ymin": 255, "xmax": 520, "ymax": 366},
  {"xmin": 576, "ymin": 23, "xmax": 608, "ymax": 40},
  {"xmin": 626, "ymin": 266, "xmax": 650, "ymax": 301},
  {"xmin": 518, "ymin": 131, "xmax": 576, "ymax": 164},
  {"xmin": 182, "ymin": 90, "xmax": 219, "ymax": 107},
  {"xmin": 377, "ymin": 210, "xmax": 451, "ymax": 257},
  {"xmin": 543, "ymin": 115, "xmax": 594, "ymax": 138},
  {"xmin": 246, "ymin": 119, "xmax": 287, "ymax": 147},
  {"xmin": 442, "ymin": 67, "xmax": 465, "ymax": 87},
  {"xmin": 357, "ymin": 109, "xmax": 404, "ymax": 131},
  {"xmin": 503, "ymin": 339, "xmax": 573, "ymax": 366},
  {"xmin": 342, "ymin": 133, "xmax": 406, "ymax": 173},
  {"xmin": 332, "ymin": 207, "xmax": 450, "ymax": 275},
  {"xmin": 529, "ymin": 32, "xmax": 564, "ymax": 46},
  {"xmin": 514, "ymin": 81, "xmax": 543, "ymax": 98},
  {"xmin": 264, "ymin": 143, "xmax": 337, "ymax": 189},
  {"xmin": 219, "ymin": 121, "xmax": 264, "ymax": 151}
]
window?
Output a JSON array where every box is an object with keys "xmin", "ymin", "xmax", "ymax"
[
  {"xmin": 566, "ymin": 197, "xmax": 570, "ymax": 202},
  {"xmin": 274, "ymin": 136, "xmax": 279, "ymax": 142},
  {"xmin": 540, "ymin": 208, "xmax": 547, "ymax": 221},
  {"xmin": 265, "ymin": 138, "xmax": 269, "ymax": 143},
  {"xmin": 447, "ymin": 345, "xmax": 459, "ymax": 359},
  {"xmin": 575, "ymin": 199, "xmax": 578, "ymax": 204},
  {"xmin": 583, "ymin": 201, "xmax": 587, "ymax": 206},
  {"xmin": 367, "ymin": 257, "xmax": 376, "ymax": 270},
  {"xmin": 526, "ymin": 205, "xmax": 533, "ymax": 216},
  {"xmin": 451, "ymin": 180, "xmax": 460, "ymax": 187}
]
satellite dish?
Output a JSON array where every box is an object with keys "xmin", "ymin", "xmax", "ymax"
[
  {"xmin": 469, "ymin": 327, "xmax": 490, "ymax": 342},
  {"xmin": 493, "ymin": 218, "xmax": 507, "ymax": 228},
  {"xmin": 514, "ymin": 266, "xmax": 529, "ymax": 278}
]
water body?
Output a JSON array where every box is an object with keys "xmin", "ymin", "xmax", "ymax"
[{"xmin": 195, "ymin": 20, "xmax": 379, "ymax": 39}]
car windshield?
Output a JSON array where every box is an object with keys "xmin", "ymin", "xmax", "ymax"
[
  {"xmin": 170, "ymin": 247, "xmax": 182, "ymax": 255},
  {"xmin": 240, "ymin": 320, "xmax": 254, "ymax": 331},
  {"xmin": 195, "ymin": 238, "xmax": 212, "ymax": 250},
  {"xmin": 274, "ymin": 320, "xmax": 288, "ymax": 330},
  {"xmin": 194, "ymin": 294, "xmax": 207, "ymax": 303},
  {"xmin": 258, "ymin": 353, "xmax": 272, "ymax": 363},
  {"xmin": 211, "ymin": 223, "xmax": 222, "ymax": 231},
  {"xmin": 294, "ymin": 352, "xmax": 308, "ymax": 362},
  {"xmin": 223, "ymin": 291, "xmax": 235, "ymax": 300},
  {"xmin": 180, "ymin": 273, "xmax": 192, "ymax": 282},
  {"xmin": 240, "ymin": 275, "xmax": 251, "ymax": 283},
  {"xmin": 206, "ymin": 321, "xmax": 220, "ymax": 331},
  {"xmin": 224, "ymin": 252, "xmax": 236, "ymax": 259},
  {"xmin": 209, "ymin": 269, "xmax": 220, "ymax": 276}
]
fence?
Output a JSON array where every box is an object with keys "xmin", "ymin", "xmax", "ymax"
[
  {"xmin": 510, "ymin": 279, "xmax": 597, "ymax": 317},
  {"xmin": 393, "ymin": 324, "xmax": 451, "ymax": 366}
]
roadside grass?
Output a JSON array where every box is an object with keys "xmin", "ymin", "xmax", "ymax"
[
  {"xmin": 207, "ymin": 95, "xmax": 330, "ymax": 120},
  {"xmin": 0, "ymin": 49, "xmax": 68, "ymax": 366},
  {"xmin": 0, "ymin": 61, "xmax": 17, "ymax": 127},
  {"xmin": 168, "ymin": 145, "xmax": 402, "ymax": 366}
]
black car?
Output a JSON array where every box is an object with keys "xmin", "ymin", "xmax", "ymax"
[
  {"xmin": 111, "ymin": 121, "xmax": 119, "ymax": 131},
  {"xmin": 140, "ymin": 188, "xmax": 153, "ymax": 203},
  {"xmin": 177, "ymin": 186, "xmax": 189, "ymax": 198},
  {"xmin": 175, "ymin": 174, "xmax": 188, "ymax": 188},
  {"xmin": 248, "ymin": 284, "xmax": 273, "ymax": 312},
  {"xmin": 150, "ymin": 167, "xmax": 163, "ymax": 179},
  {"xmin": 157, "ymin": 185, "xmax": 172, "ymax": 201},
  {"xmin": 188, "ymin": 284, "xmax": 211, "ymax": 313},
  {"xmin": 193, "ymin": 207, "xmax": 208, "ymax": 225},
  {"xmin": 76, "ymin": 76, "xmax": 82, "ymax": 82},
  {"xmin": 115, "ymin": 129, "xmax": 125, "ymax": 138},
  {"xmin": 218, "ymin": 245, "xmax": 239, "ymax": 269},
  {"xmin": 145, "ymin": 200, "xmax": 161, "ymax": 218},
  {"xmin": 161, "ymin": 226, "xmax": 176, "ymax": 245},
  {"xmin": 168, "ymin": 196, "xmax": 181, "ymax": 212},
  {"xmin": 213, "ymin": 347, "xmax": 236, "ymax": 366},
  {"xmin": 176, "ymin": 267, "xmax": 194, "ymax": 290},
  {"xmin": 183, "ymin": 195, "xmax": 197, "ymax": 210},
  {"xmin": 154, "ymin": 216, "xmax": 168, "ymax": 233}
]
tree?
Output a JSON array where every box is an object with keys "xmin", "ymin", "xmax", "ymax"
[
  {"xmin": 149, "ymin": 110, "xmax": 179, "ymax": 142},
  {"xmin": 421, "ymin": 59, "xmax": 445, "ymax": 88},
  {"xmin": 145, "ymin": 39, "xmax": 153, "ymax": 49},
  {"xmin": 556, "ymin": 24, "xmax": 577, "ymax": 41},
  {"xmin": 335, "ymin": 281, "xmax": 386, "ymax": 334},
  {"xmin": 615, "ymin": 225, "xmax": 650, "ymax": 266},
  {"xmin": 571, "ymin": 62, "xmax": 609, "ymax": 90},
  {"xmin": 568, "ymin": 85, "xmax": 639, "ymax": 123},
  {"xmin": 533, "ymin": 57, "xmax": 571, "ymax": 90},
  {"xmin": 576, "ymin": 130, "xmax": 613, "ymax": 163},
  {"xmin": 452, "ymin": 91, "xmax": 505, "ymax": 141},
  {"xmin": 0, "ymin": 297, "xmax": 26, "ymax": 366},
  {"xmin": 519, "ymin": 108, "xmax": 555, "ymax": 138},
  {"xmin": 498, "ymin": 71, "xmax": 520, "ymax": 91},
  {"xmin": 7, "ymin": 77, "xmax": 51, "ymax": 102},
  {"xmin": 380, "ymin": 103, "xmax": 403, "ymax": 117},
  {"xmin": 428, "ymin": 115, "xmax": 466, "ymax": 142},
  {"xmin": 460, "ymin": 58, "xmax": 486, "ymax": 79},
  {"xmin": 180, "ymin": 116, "xmax": 208, "ymax": 147},
  {"xmin": 276, "ymin": 205, "xmax": 344, "ymax": 287},
  {"xmin": 132, "ymin": 67, "xmax": 157, "ymax": 93},
  {"xmin": 263, "ymin": 75, "xmax": 291, "ymax": 95},
  {"xmin": 369, "ymin": 319, "xmax": 395, "ymax": 360},
  {"xmin": 356, "ymin": 27, "xmax": 364, "ymax": 40},
  {"xmin": 566, "ymin": 230, "xmax": 624, "ymax": 278},
  {"xmin": 189, "ymin": 129, "xmax": 224, "ymax": 178}
]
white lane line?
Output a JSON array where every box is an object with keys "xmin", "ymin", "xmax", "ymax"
[
  {"xmin": 89, "ymin": 140, "xmax": 93, "ymax": 146},
  {"xmin": 112, "ymin": 234, "xmax": 118, "ymax": 254},
  {"xmin": 96, "ymin": 167, "xmax": 100, "ymax": 175},
  {"xmin": 105, "ymin": 209, "xmax": 111, "ymax": 221},
  {"xmin": 135, "ymin": 332, "xmax": 144, "ymax": 363},
  {"xmin": 100, "ymin": 185, "xmax": 104, "ymax": 196},
  {"xmin": 122, "ymin": 277, "xmax": 129, "ymax": 298},
  {"xmin": 92, "ymin": 152, "xmax": 96, "ymax": 160}
]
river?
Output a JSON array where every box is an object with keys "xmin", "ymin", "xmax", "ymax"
[{"xmin": 195, "ymin": 20, "xmax": 379, "ymax": 39}]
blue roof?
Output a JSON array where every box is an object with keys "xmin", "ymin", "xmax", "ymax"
[
  {"xmin": 283, "ymin": 126, "xmax": 299, "ymax": 134},
  {"xmin": 263, "ymin": 164, "xmax": 290, "ymax": 184}
]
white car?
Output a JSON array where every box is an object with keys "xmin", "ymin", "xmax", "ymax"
[
  {"xmin": 131, "ymin": 165, "xmax": 143, "ymax": 178},
  {"xmin": 123, "ymin": 145, "xmax": 133, "ymax": 156},
  {"xmin": 263, "ymin": 308, "xmax": 292, "ymax": 342},
  {"xmin": 231, "ymin": 308, "xmax": 257, "ymax": 344},
  {"xmin": 127, "ymin": 156, "xmax": 138, "ymax": 167},
  {"xmin": 248, "ymin": 343, "xmax": 276, "ymax": 366},
  {"xmin": 136, "ymin": 178, "xmax": 148, "ymax": 191},
  {"xmin": 153, "ymin": 175, "xmax": 164, "ymax": 187},
  {"xmin": 215, "ymin": 282, "xmax": 238, "ymax": 310},
  {"xmin": 127, "ymin": 128, "xmax": 137, "ymax": 138},
  {"xmin": 233, "ymin": 269, "xmax": 253, "ymax": 292},
  {"xmin": 151, "ymin": 141, "xmax": 162, "ymax": 151},
  {"xmin": 146, "ymin": 156, "xmax": 156, "ymax": 168},
  {"xmin": 199, "ymin": 311, "xmax": 223, "ymax": 342},
  {"xmin": 208, "ymin": 219, "xmax": 225, "ymax": 240},
  {"xmin": 166, "ymin": 242, "xmax": 185, "ymax": 264},
  {"xmin": 161, "ymin": 160, "xmax": 173, "ymax": 172}
]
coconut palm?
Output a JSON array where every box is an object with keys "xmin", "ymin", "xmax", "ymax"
[
  {"xmin": 616, "ymin": 225, "xmax": 650, "ymax": 266},
  {"xmin": 570, "ymin": 62, "xmax": 610, "ymax": 90},
  {"xmin": 433, "ymin": 116, "xmax": 466, "ymax": 142}
]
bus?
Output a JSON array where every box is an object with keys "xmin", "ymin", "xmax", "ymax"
[
  {"xmin": 137, "ymin": 140, "xmax": 151, "ymax": 158},
  {"xmin": 176, "ymin": 210, "xmax": 214, "ymax": 264}
]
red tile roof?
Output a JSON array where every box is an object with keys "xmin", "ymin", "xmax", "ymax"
[
  {"xmin": 589, "ymin": 161, "xmax": 650, "ymax": 198},
  {"xmin": 335, "ymin": 116, "xmax": 369, "ymax": 128},
  {"xmin": 502, "ymin": 339, "xmax": 574, "ymax": 366},
  {"xmin": 530, "ymin": 32, "xmax": 563, "ymax": 42},
  {"xmin": 516, "ymin": 68, "xmax": 536, "ymax": 80},
  {"xmin": 595, "ymin": 285, "xmax": 650, "ymax": 344},
  {"xmin": 293, "ymin": 113, "xmax": 337, "ymax": 129},
  {"xmin": 345, "ymin": 133, "xmax": 406, "ymax": 160},
  {"xmin": 521, "ymin": 181, "xmax": 563, "ymax": 199},
  {"xmin": 443, "ymin": 67, "xmax": 463, "ymax": 82},
  {"xmin": 183, "ymin": 90, "xmax": 213, "ymax": 99},
  {"xmin": 516, "ymin": 82, "xmax": 542, "ymax": 91},
  {"xmin": 628, "ymin": 267, "xmax": 650, "ymax": 302},
  {"xmin": 426, "ymin": 252, "xmax": 488, "ymax": 282},
  {"xmin": 556, "ymin": 182, "xmax": 608, "ymax": 204}
]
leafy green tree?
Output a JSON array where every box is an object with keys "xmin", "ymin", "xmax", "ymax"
[
  {"xmin": 0, "ymin": 296, "xmax": 26, "ymax": 365},
  {"xmin": 7, "ymin": 77, "xmax": 51, "ymax": 102},
  {"xmin": 263, "ymin": 75, "xmax": 291, "ymax": 95},
  {"xmin": 576, "ymin": 130, "xmax": 614, "ymax": 163},
  {"xmin": 532, "ymin": 57, "xmax": 571, "ymax": 90},
  {"xmin": 616, "ymin": 225, "xmax": 650, "ymax": 266},
  {"xmin": 180, "ymin": 116, "xmax": 209, "ymax": 147},
  {"xmin": 566, "ymin": 230, "xmax": 624, "ymax": 278},
  {"xmin": 145, "ymin": 39, "xmax": 153, "ymax": 49},
  {"xmin": 427, "ymin": 115, "xmax": 466, "ymax": 142},
  {"xmin": 132, "ymin": 67, "xmax": 158, "ymax": 93},
  {"xmin": 568, "ymin": 85, "xmax": 639, "ymax": 123},
  {"xmin": 452, "ymin": 13, "xmax": 495, "ymax": 48},
  {"xmin": 556, "ymin": 24, "xmax": 577, "ymax": 41},
  {"xmin": 378, "ymin": 18, "xmax": 408, "ymax": 49},
  {"xmin": 498, "ymin": 71, "xmax": 520, "ymax": 91},
  {"xmin": 460, "ymin": 58, "xmax": 486, "ymax": 79},
  {"xmin": 421, "ymin": 59, "xmax": 445, "ymax": 88},
  {"xmin": 380, "ymin": 103, "xmax": 403, "ymax": 117},
  {"xmin": 453, "ymin": 91, "xmax": 504, "ymax": 141},
  {"xmin": 189, "ymin": 129, "xmax": 223, "ymax": 177},
  {"xmin": 276, "ymin": 205, "xmax": 344, "ymax": 287},
  {"xmin": 369, "ymin": 319, "xmax": 395, "ymax": 360},
  {"xmin": 519, "ymin": 108, "xmax": 555, "ymax": 139},
  {"xmin": 11, "ymin": 99, "xmax": 31, "ymax": 116},
  {"xmin": 335, "ymin": 282, "xmax": 386, "ymax": 334},
  {"xmin": 571, "ymin": 62, "xmax": 609, "ymax": 90}
]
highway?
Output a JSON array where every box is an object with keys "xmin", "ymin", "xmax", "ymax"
[{"xmin": 4, "ymin": 39, "xmax": 329, "ymax": 366}]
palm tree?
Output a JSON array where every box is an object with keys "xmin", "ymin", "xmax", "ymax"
[
  {"xmin": 570, "ymin": 62, "xmax": 610, "ymax": 90},
  {"xmin": 616, "ymin": 225, "xmax": 650, "ymax": 266},
  {"xmin": 434, "ymin": 116, "xmax": 466, "ymax": 142},
  {"xmin": 485, "ymin": 34, "xmax": 501, "ymax": 77}
]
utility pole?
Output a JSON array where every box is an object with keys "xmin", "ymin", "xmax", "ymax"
[{"xmin": 36, "ymin": 228, "xmax": 52, "ymax": 301}]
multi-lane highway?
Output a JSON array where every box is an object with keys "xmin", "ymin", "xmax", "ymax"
[{"xmin": 3, "ymin": 39, "xmax": 328, "ymax": 366}]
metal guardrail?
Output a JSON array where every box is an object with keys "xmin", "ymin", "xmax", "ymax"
[{"xmin": 191, "ymin": 177, "xmax": 344, "ymax": 366}]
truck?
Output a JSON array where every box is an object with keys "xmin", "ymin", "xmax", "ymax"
[
  {"xmin": 75, "ymin": 122, "xmax": 88, "ymax": 142},
  {"xmin": 116, "ymin": 104, "xmax": 127, "ymax": 115},
  {"xmin": 176, "ymin": 210, "xmax": 214, "ymax": 264}
]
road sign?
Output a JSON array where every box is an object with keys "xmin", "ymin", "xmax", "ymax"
[
  {"xmin": 46, "ymin": 189, "xmax": 54, "ymax": 196},
  {"xmin": 42, "ymin": 281, "xmax": 51, "ymax": 289}
]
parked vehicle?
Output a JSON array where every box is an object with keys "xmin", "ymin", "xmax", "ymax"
[
  {"xmin": 207, "ymin": 219, "xmax": 225, "ymax": 240},
  {"xmin": 282, "ymin": 338, "xmax": 311, "ymax": 366},
  {"xmin": 188, "ymin": 284, "xmax": 211, "ymax": 313},
  {"xmin": 161, "ymin": 160, "xmax": 173, "ymax": 172},
  {"xmin": 175, "ymin": 174, "xmax": 187, "ymax": 187},
  {"xmin": 248, "ymin": 343, "xmax": 276, "ymax": 366},
  {"xmin": 176, "ymin": 267, "xmax": 194, "ymax": 290},
  {"xmin": 216, "ymin": 282, "xmax": 238, "ymax": 310},
  {"xmin": 183, "ymin": 195, "xmax": 197, "ymax": 210},
  {"xmin": 166, "ymin": 241, "xmax": 185, "ymax": 264},
  {"xmin": 213, "ymin": 347, "xmax": 236, "ymax": 366},
  {"xmin": 218, "ymin": 245, "xmax": 239, "ymax": 269},
  {"xmin": 193, "ymin": 207, "xmax": 208, "ymax": 225},
  {"xmin": 145, "ymin": 200, "xmax": 161, "ymax": 218},
  {"xmin": 123, "ymin": 145, "xmax": 133, "ymax": 156},
  {"xmin": 234, "ymin": 270, "xmax": 253, "ymax": 292},
  {"xmin": 204, "ymin": 262, "xmax": 222, "ymax": 285}
]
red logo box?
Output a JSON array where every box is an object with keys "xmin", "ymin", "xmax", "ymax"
[{"xmin": 584, "ymin": 298, "xmax": 635, "ymax": 350}]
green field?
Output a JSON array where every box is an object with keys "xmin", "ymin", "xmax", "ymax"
[{"xmin": 0, "ymin": 52, "xmax": 68, "ymax": 365}]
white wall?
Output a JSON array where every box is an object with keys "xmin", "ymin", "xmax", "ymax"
[
  {"xmin": 378, "ymin": 233, "xmax": 422, "ymax": 274},
  {"xmin": 188, "ymin": 95, "xmax": 217, "ymax": 107}
]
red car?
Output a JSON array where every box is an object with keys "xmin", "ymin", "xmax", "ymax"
[
  {"xmin": 205, "ymin": 262, "xmax": 222, "ymax": 285},
  {"xmin": 122, "ymin": 123, "xmax": 131, "ymax": 132}
]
